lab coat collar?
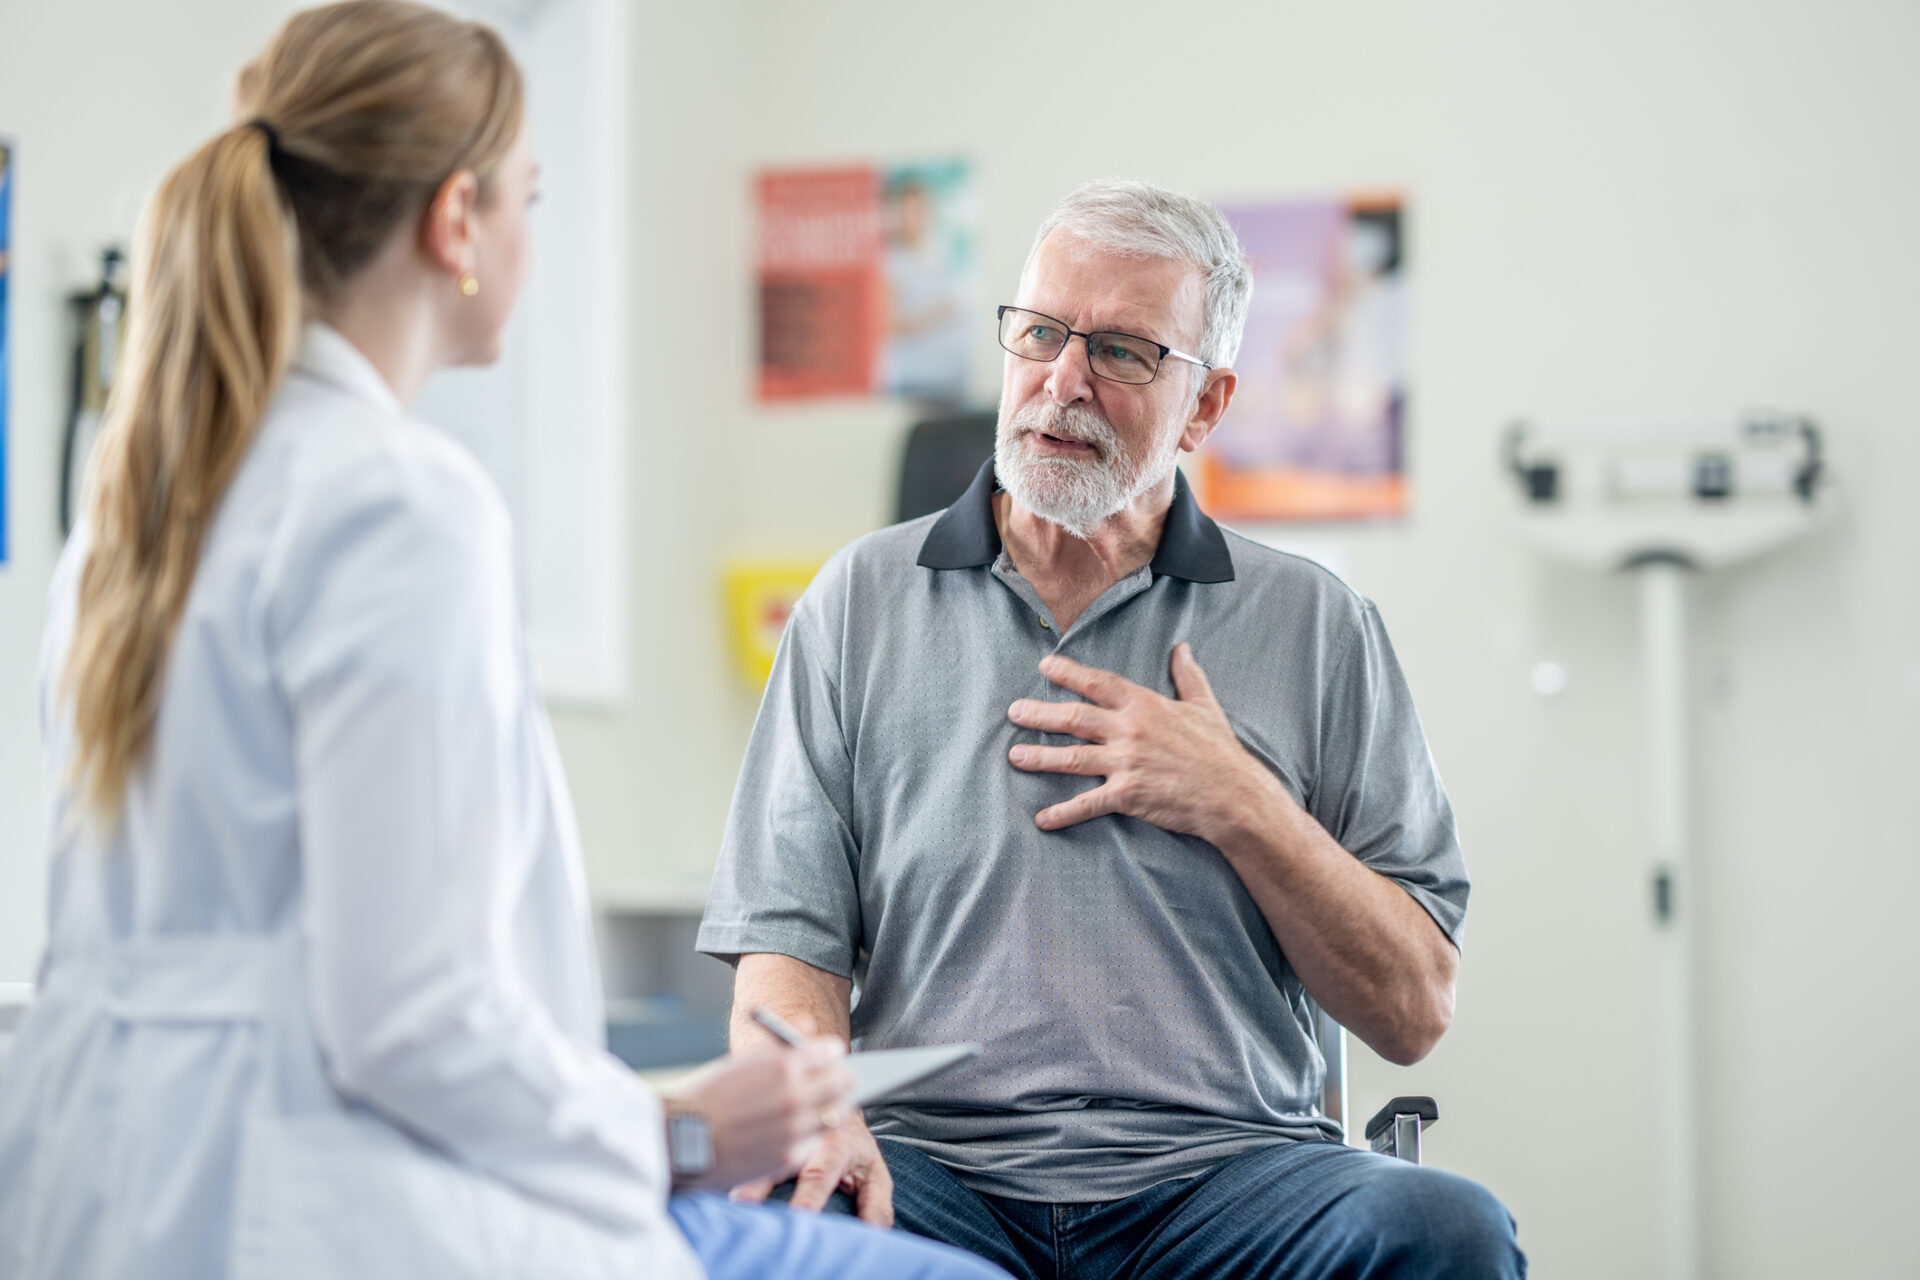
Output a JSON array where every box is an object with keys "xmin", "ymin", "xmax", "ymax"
[
  {"xmin": 293, "ymin": 323, "xmax": 406, "ymax": 417},
  {"xmin": 916, "ymin": 458, "xmax": 1236, "ymax": 583}
]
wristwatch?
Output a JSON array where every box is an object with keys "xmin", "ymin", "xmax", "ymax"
[{"xmin": 665, "ymin": 1107, "xmax": 714, "ymax": 1183}]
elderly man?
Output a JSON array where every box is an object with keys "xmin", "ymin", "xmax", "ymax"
[{"xmin": 697, "ymin": 180, "xmax": 1524, "ymax": 1279}]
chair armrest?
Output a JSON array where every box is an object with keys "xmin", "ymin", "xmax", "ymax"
[{"xmin": 1364, "ymin": 1095, "xmax": 1438, "ymax": 1163}]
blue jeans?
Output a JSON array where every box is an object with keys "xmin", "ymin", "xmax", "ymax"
[
  {"xmin": 875, "ymin": 1137, "xmax": 1525, "ymax": 1280},
  {"xmin": 668, "ymin": 1190, "xmax": 1010, "ymax": 1280}
]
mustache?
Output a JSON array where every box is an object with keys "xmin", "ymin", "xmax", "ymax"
[{"xmin": 1004, "ymin": 403, "xmax": 1117, "ymax": 460}]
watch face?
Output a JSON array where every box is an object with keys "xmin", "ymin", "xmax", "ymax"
[{"xmin": 669, "ymin": 1112, "xmax": 714, "ymax": 1178}]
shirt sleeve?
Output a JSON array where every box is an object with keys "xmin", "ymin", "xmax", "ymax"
[
  {"xmin": 269, "ymin": 434, "xmax": 669, "ymax": 1232},
  {"xmin": 1311, "ymin": 600, "xmax": 1471, "ymax": 948},
  {"xmin": 696, "ymin": 571, "xmax": 864, "ymax": 977}
]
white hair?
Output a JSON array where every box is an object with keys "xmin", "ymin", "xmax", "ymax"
[{"xmin": 1025, "ymin": 179, "xmax": 1254, "ymax": 372}]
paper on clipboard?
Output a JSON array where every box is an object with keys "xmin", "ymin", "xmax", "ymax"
[{"xmin": 848, "ymin": 1042, "xmax": 982, "ymax": 1105}]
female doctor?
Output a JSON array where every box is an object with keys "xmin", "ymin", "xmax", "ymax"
[{"xmin": 0, "ymin": 5, "xmax": 1002, "ymax": 1280}]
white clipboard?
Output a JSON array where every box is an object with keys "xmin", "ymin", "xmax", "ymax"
[{"xmin": 847, "ymin": 1042, "xmax": 982, "ymax": 1105}]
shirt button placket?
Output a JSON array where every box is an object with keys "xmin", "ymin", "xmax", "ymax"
[{"xmin": 1039, "ymin": 615, "xmax": 1067, "ymax": 654}]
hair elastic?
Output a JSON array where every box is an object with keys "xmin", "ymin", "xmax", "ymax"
[{"xmin": 248, "ymin": 118, "xmax": 282, "ymax": 159}]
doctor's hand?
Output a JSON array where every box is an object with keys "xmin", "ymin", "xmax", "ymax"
[
  {"xmin": 657, "ymin": 1038, "xmax": 853, "ymax": 1194},
  {"xmin": 1007, "ymin": 645, "xmax": 1284, "ymax": 846},
  {"xmin": 728, "ymin": 1107, "xmax": 895, "ymax": 1228}
]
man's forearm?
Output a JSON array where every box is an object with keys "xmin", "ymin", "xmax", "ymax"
[
  {"xmin": 1210, "ymin": 767, "xmax": 1459, "ymax": 1066},
  {"xmin": 730, "ymin": 953, "xmax": 854, "ymax": 1052}
]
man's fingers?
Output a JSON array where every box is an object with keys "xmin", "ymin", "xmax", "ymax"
[
  {"xmin": 1039, "ymin": 654, "xmax": 1138, "ymax": 707},
  {"xmin": 856, "ymin": 1154, "xmax": 896, "ymax": 1228},
  {"xmin": 729, "ymin": 1176, "xmax": 778, "ymax": 1204},
  {"xmin": 1007, "ymin": 697, "xmax": 1113, "ymax": 741},
  {"xmin": 1169, "ymin": 642, "xmax": 1217, "ymax": 705},
  {"xmin": 1008, "ymin": 743, "xmax": 1105, "ymax": 776},
  {"xmin": 788, "ymin": 1143, "xmax": 851, "ymax": 1212},
  {"xmin": 1036, "ymin": 783, "xmax": 1119, "ymax": 830},
  {"xmin": 784, "ymin": 1133, "xmax": 825, "ymax": 1174}
]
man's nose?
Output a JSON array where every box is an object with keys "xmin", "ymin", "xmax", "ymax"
[{"xmin": 1043, "ymin": 334, "xmax": 1098, "ymax": 405}]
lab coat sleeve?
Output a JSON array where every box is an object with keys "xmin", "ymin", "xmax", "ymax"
[{"xmin": 268, "ymin": 435, "xmax": 667, "ymax": 1233}]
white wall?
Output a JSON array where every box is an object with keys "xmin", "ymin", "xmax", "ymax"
[
  {"xmin": 547, "ymin": 0, "xmax": 754, "ymax": 908},
  {"xmin": 1, "ymin": 0, "xmax": 1915, "ymax": 1276}
]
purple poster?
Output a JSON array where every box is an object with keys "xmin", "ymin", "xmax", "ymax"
[{"xmin": 1199, "ymin": 195, "xmax": 1407, "ymax": 522}]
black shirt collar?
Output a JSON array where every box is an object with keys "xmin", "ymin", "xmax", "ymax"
[{"xmin": 916, "ymin": 459, "xmax": 1235, "ymax": 584}]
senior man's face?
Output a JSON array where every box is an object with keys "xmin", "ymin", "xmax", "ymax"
[{"xmin": 996, "ymin": 230, "xmax": 1209, "ymax": 538}]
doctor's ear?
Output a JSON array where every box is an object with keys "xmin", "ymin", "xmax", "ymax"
[{"xmin": 420, "ymin": 169, "xmax": 480, "ymax": 279}]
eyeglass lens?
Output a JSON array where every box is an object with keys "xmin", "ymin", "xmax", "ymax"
[{"xmin": 998, "ymin": 307, "xmax": 1163, "ymax": 385}]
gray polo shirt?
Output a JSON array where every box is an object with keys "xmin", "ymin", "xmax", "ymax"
[{"xmin": 698, "ymin": 461, "xmax": 1468, "ymax": 1203}]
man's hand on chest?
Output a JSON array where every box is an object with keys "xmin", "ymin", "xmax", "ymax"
[{"xmin": 1004, "ymin": 642, "xmax": 1292, "ymax": 847}]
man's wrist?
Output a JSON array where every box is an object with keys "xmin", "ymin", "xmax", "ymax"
[{"xmin": 1207, "ymin": 757, "xmax": 1305, "ymax": 860}]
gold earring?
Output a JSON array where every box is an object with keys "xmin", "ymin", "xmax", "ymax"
[{"xmin": 458, "ymin": 271, "xmax": 480, "ymax": 298}]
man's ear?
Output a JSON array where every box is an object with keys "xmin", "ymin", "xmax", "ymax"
[
  {"xmin": 420, "ymin": 169, "xmax": 480, "ymax": 278},
  {"xmin": 1179, "ymin": 367, "xmax": 1237, "ymax": 453}
]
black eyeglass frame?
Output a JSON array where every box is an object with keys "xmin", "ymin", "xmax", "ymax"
[{"xmin": 996, "ymin": 305, "xmax": 1213, "ymax": 386}]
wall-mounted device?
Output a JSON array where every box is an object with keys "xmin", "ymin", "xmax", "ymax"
[
  {"xmin": 1503, "ymin": 412, "xmax": 1821, "ymax": 570},
  {"xmin": 63, "ymin": 246, "xmax": 127, "ymax": 536}
]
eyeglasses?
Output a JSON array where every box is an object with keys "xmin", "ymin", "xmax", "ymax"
[{"xmin": 996, "ymin": 305, "xmax": 1211, "ymax": 387}]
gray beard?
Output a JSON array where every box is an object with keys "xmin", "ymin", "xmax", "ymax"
[{"xmin": 994, "ymin": 402, "xmax": 1178, "ymax": 539}]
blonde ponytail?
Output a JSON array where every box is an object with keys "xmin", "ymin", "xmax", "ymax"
[
  {"xmin": 65, "ymin": 124, "xmax": 300, "ymax": 814},
  {"xmin": 63, "ymin": 0, "xmax": 523, "ymax": 816}
]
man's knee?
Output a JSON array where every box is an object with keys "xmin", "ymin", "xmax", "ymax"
[{"xmin": 1356, "ymin": 1166, "xmax": 1525, "ymax": 1278}]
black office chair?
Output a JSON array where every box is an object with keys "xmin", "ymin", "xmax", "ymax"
[{"xmin": 897, "ymin": 409, "xmax": 997, "ymax": 524}]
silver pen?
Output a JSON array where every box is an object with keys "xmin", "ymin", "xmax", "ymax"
[
  {"xmin": 750, "ymin": 1006, "xmax": 808, "ymax": 1048},
  {"xmin": 752, "ymin": 1007, "xmax": 849, "ymax": 1128}
]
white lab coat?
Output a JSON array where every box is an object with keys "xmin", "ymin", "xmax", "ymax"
[{"xmin": 0, "ymin": 326, "xmax": 705, "ymax": 1280}]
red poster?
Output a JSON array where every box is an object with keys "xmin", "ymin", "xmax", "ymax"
[{"xmin": 755, "ymin": 167, "xmax": 883, "ymax": 401}]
